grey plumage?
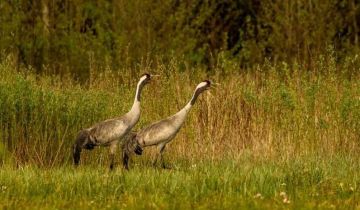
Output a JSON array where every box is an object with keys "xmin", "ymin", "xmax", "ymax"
[
  {"xmin": 73, "ymin": 73, "xmax": 155, "ymax": 169},
  {"xmin": 122, "ymin": 80, "xmax": 212, "ymax": 169}
]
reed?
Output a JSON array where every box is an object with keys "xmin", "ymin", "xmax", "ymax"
[
  {"xmin": 0, "ymin": 54, "xmax": 359, "ymax": 209},
  {"xmin": 0, "ymin": 55, "xmax": 359, "ymax": 167}
]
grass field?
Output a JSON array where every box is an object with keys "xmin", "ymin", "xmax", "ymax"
[
  {"xmin": 0, "ymin": 156, "xmax": 359, "ymax": 209},
  {"xmin": 0, "ymin": 55, "xmax": 359, "ymax": 209},
  {"xmin": 0, "ymin": 156, "xmax": 359, "ymax": 210}
]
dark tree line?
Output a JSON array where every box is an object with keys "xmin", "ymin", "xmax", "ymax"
[{"xmin": 0, "ymin": 0, "xmax": 359, "ymax": 78}]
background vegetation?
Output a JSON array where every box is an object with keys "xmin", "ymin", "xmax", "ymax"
[
  {"xmin": 0, "ymin": 53, "xmax": 358, "ymax": 167},
  {"xmin": 0, "ymin": 0, "xmax": 359, "ymax": 209},
  {"xmin": 1, "ymin": 0, "xmax": 360, "ymax": 77}
]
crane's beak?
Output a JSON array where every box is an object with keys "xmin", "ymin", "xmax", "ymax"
[
  {"xmin": 210, "ymin": 82, "xmax": 220, "ymax": 90},
  {"xmin": 150, "ymin": 74, "xmax": 160, "ymax": 80},
  {"xmin": 206, "ymin": 82, "xmax": 219, "ymax": 96},
  {"xmin": 149, "ymin": 74, "xmax": 160, "ymax": 83}
]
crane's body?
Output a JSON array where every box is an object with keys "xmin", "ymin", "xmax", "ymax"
[
  {"xmin": 122, "ymin": 80, "xmax": 212, "ymax": 169},
  {"xmin": 136, "ymin": 104, "xmax": 190, "ymax": 147},
  {"xmin": 73, "ymin": 73, "xmax": 154, "ymax": 169},
  {"xmin": 82, "ymin": 102, "xmax": 140, "ymax": 147}
]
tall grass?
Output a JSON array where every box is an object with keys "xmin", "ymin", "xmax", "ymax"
[
  {"xmin": 0, "ymin": 54, "xmax": 359, "ymax": 209},
  {"xmin": 0, "ymin": 55, "xmax": 359, "ymax": 168}
]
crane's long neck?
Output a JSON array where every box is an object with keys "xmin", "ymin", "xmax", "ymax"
[
  {"xmin": 173, "ymin": 88, "xmax": 201, "ymax": 125},
  {"xmin": 127, "ymin": 79, "xmax": 146, "ymax": 125}
]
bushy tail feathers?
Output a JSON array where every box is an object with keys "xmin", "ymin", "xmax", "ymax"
[
  {"xmin": 123, "ymin": 131, "xmax": 143, "ymax": 156},
  {"xmin": 73, "ymin": 130, "xmax": 90, "ymax": 165},
  {"xmin": 122, "ymin": 131, "xmax": 142, "ymax": 170},
  {"xmin": 134, "ymin": 143, "xmax": 143, "ymax": 155}
]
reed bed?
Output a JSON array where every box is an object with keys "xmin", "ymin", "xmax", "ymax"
[{"xmin": 0, "ymin": 55, "xmax": 359, "ymax": 209}]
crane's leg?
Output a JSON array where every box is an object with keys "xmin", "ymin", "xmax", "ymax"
[
  {"xmin": 152, "ymin": 144, "xmax": 162, "ymax": 167},
  {"xmin": 159, "ymin": 144, "xmax": 170, "ymax": 169},
  {"xmin": 121, "ymin": 141, "xmax": 130, "ymax": 170},
  {"xmin": 153, "ymin": 143, "xmax": 168, "ymax": 169},
  {"xmin": 152, "ymin": 153, "xmax": 158, "ymax": 167},
  {"xmin": 109, "ymin": 142, "xmax": 118, "ymax": 170},
  {"xmin": 73, "ymin": 143, "xmax": 82, "ymax": 166},
  {"xmin": 122, "ymin": 151, "xmax": 130, "ymax": 170}
]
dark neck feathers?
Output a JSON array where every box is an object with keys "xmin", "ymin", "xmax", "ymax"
[
  {"xmin": 190, "ymin": 88, "xmax": 203, "ymax": 105},
  {"xmin": 135, "ymin": 80, "xmax": 146, "ymax": 102}
]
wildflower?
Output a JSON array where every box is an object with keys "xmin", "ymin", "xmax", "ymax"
[
  {"xmin": 280, "ymin": 191, "xmax": 287, "ymax": 197},
  {"xmin": 280, "ymin": 191, "xmax": 290, "ymax": 204},
  {"xmin": 339, "ymin": 182, "xmax": 344, "ymax": 188},
  {"xmin": 253, "ymin": 193, "xmax": 263, "ymax": 199},
  {"xmin": 283, "ymin": 197, "xmax": 291, "ymax": 204}
]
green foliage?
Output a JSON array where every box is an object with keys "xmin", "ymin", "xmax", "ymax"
[{"xmin": 1, "ymin": 0, "xmax": 360, "ymax": 78}]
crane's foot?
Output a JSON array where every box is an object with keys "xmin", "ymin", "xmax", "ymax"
[
  {"xmin": 122, "ymin": 152, "xmax": 130, "ymax": 170},
  {"xmin": 162, "ymin": 163, "xmax": 172, "ymax": 170}
]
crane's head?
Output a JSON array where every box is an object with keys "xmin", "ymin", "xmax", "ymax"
[
  {"xmin": 195, "ymin": 80, "xmax": 212, "ymax": 93},
  {"xmin": 189, "ymin": 80, "xmax": 212, "ymax": 105},
  {"xmin": 139, "ymin": 73, "xmax": 159, "ymax": 85}
]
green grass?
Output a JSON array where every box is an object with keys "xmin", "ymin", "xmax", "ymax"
[{"xmin": 0, "ymin": 155, "xmax": 359, "ymax": 210}]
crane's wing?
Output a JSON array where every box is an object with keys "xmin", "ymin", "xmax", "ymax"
[
  {"xmin": 89, "ymin": 118, "xmax": 129, "ymax": 144},
  {"xmin": 137, "ymin": 118, "xmax": 180, "ymax": 146}
]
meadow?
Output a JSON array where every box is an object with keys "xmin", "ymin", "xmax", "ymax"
[{"xmin": 0, "ymin": 54, "xmax": 359, "ymax": 209}]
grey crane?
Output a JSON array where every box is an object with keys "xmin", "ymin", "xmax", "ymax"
[
  {"xmin": 122, "ymin": 80, "xmax": 212, "ymax": 169},
  {"xmin": 73, "ymin": 73, "xmax": 157, "ymax": 169}
]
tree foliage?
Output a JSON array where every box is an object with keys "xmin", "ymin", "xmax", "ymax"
[{"xmin": 0, "ymin": 0, "xmax": 359, "ymax": 77}]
